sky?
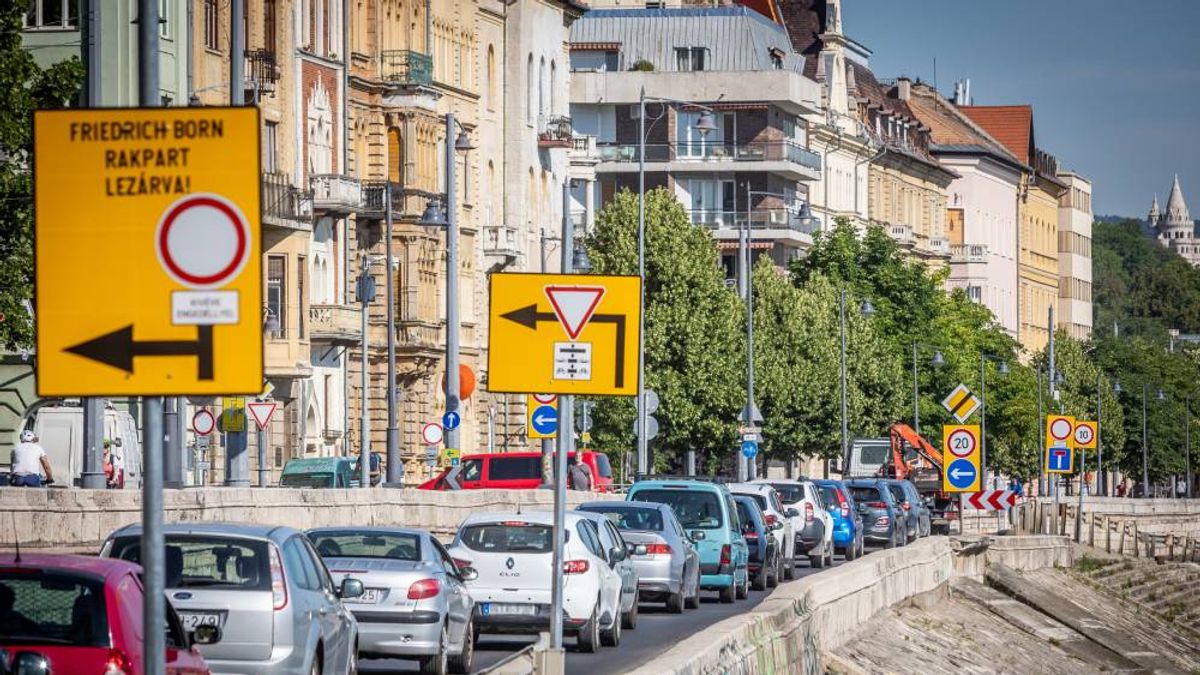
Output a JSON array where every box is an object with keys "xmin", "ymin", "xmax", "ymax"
[{"xmin": 843, "ymin": 0, "xmax": 1200, "ymax": 219}]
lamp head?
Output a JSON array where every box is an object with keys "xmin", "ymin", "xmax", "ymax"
[
  {"xmin": 694, "ymin": 110, "xmax": 719, "ymax": 137},
  {"xmin": 930, "ymin": 350, "xmax": 945, "ymax": 368},
  {"xmin": 572, "ymin": 246, "xmax": 593, "ymax": 273},
  {"xmin": 1156, "ymin": 388, "xmax": 1166, "ymax": 402},
  {"xmin": 1113, "ymin": 380, "xmax": 1123, "ymax": 395},
  {"xmin": 419, "ymin": 199, "xmax": 448, "ymax": 227},
  {"xmin": 454, "ymin": 129, "xmax": 475, "ymax": 152},
  {"xmin": 998, "ymin": 361, "xmax": 1009, "ymax": 376},
  {"xmin": 859, "ymin": 299, "xmax": 875, "ymax": 318}
]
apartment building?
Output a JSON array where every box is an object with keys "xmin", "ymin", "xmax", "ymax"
[{"xmin": 1057, "ymin": 172, "xmax": 1093, "ymax": 339}]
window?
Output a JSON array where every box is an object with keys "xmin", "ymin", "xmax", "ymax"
[
  {"xmin": 633, "ymin": 488, "xmax": 723, "ymax": 529},
  {"xmin": 282, "ymin": 537, "xmax": 319, "ymax": 590},
  {"xmin": 204, "ymin": 0, "xmax": 219, "ymax": 50},
  {"xmin": 675, "ymin": 47, "xmax": 706, "ymax": 72},
  {"xmin": 460, "ymin": 522, "xmax": 554, "ymax": 553},
  {"xmin": 576, "ymin": 521, "xmax": 605, "ymax": 558},
  {"xmin": 526, "ymin": 54, "xmax": 534, "ymax": 125},
  {"xmin": 485, "ymin": 45, "xmax": 496, "ymax": 111},
  {"xmin": 550, "ymin": 60, "xmax": 557, "ymax": 115},
  {"xmin": 267, "ymin": 255, "xmax": 286, "ymax": 338},
  {"xmin": 264, "ymin": 0, "xmax": 277, "ymax": 54},
  {"xmin": 577, "ymin": 504, "xmax": 664, "ymax": 531},
  {"xmin": 108, "ymin": 535, "xmax": 271, "ymax": 591},
  {"xmin": 25, "ymin": 0, "xmax": 76, "ymax": 28},
  {"xmin": 159, "ymin": 0, "xmax": 169, "ymax": 37},
  {"xmin": 297, "ymin": 255, "xmax": 306, "ymax": 338},
  {"xmin": 966, "ymin": 285, "xmax": 982, "ymax": 303},
  {"xmin": 488, "ymin": 456, "xmax": 541, "ymax": 480},
  {"xmin": 308, "ymin": 531, "xmax": 422, "ymax": 561},
  {"xmin": 263, "ymin": 121, "xmax": 278, "ymax": 173},
  {"xmin": 0, "ymin": 570, "xmax": 107, "ymax": 646},
  {"xmin": 538, "ymin": 57, "xmax": 546, "ymax": 119}
]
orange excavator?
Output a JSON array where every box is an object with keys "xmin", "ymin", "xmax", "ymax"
[{"xmin": 847, "ymin": 423, "xmax": 956, "ymax": 534}]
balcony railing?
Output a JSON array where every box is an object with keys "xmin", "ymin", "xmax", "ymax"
[
  {"xmin": 381, "ymin": 50, "xmax": 432, "ymax": 88},
  {"xmin": 311, "ymin": 174, "xmax": 362, "ymax": 215},
  {"xmin": 262, "ymin": 172, "xmax": 313, "ymax": 229},
  {"xmin": 309, "ymin": 304, "xmax": 361, "ymax": 344},
  {"xmin": 595, "ymin": 140, "xmax": 822, "ymax": 172},
  {"xmin": 950, "ymin": 244, "xmax": 989, "ymax": 263},
  {"xmin": 359, "ymin": 182, "xmax": 439, "ymax": 220},
  {"xmin": 687, "ymin": 208, "xmax": 819, "ymax": 234},
  {"xmin": 244, "ymin": 49, "xmax": 279, "ymax": 96},
  {"xmin": 483, "ymin": 224, "xmax": 521, "ymax": 261},
  {"xmin": 888, "ymin": 223, "xmax": 915, "ymax": 245},
  {"xmin": 927, "ymin": 237, "xmax": 950, "ymax": 255},
  {"xmin": 538, "ymin": 116, "xmax": 573, "ymax": 148}
]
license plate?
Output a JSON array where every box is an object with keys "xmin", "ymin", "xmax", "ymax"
[
  {"xmin": 345, "ymin": 588, "xmax": 385, "ymax": 604},
  {"xmin": 481, "ymin": 603, "xmax": 537, "ymax": 616},
  {"xmin": 179, "ymin": 612, "xmax": 220, "ymax": 630}
]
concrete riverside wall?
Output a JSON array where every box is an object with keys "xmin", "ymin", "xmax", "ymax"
[
  {"xmin": 628, "ymin": 535, "xmax": 1074, "ymax": 675},
  {"xmin": 1075, "ymin": 497, "xmax": 1200, "ymax": 516},
  {"xmin": 0, "ymin": 488, "xmax": 619, "ymax": 551}
]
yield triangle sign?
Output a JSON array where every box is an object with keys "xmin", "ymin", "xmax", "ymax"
[
  {"xmin": 247, "ymin": 401, "xmax": 278, "ymax": 430},
  {"xmin": 544, "ymin": 286, "xmax": 605, "ymax": 340}
]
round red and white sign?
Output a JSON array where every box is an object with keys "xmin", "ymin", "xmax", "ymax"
[
  {"xmin": 421, "ymin": 422, "xmax": 444, "ymax": 446},
  {"xmin": 156, "ymin": 193, "xmax": 251, "ymax": 289},
  {"xmin": 947, "ymin": 428, "xmax": 977, "ymax": 458},
  {"xmin": 1049, "ymin": 417, "xmax": 1073, "ymax": 441},
  {"xmin": 191, "ymin": 409, "xmax": 216, "ymax": 436},
  {"xmin": 1074, "ymin": 423, "xmax": 1095, "ymax": 446},
  {"xmin": 532, "ymin": 393, "xmax": 558, "ymax": 404}
]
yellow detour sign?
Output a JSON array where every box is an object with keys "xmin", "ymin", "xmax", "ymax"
[
  {"xmin": 33, "ymin": 108, "xmax": 263, "ymax": 396},
  {"xmin": 488, "ymin": 273, "xmax": 641, "ymax": 396},
  {"xmin": 942, "ymin": 424, "xmax": 982, "ymax": 493},
  {"xmin": 526, "ymin": 394, "xmax": 559, "ymax": 439},
  {"xmin": 1073, "ymin": 420, "xmax": 1098, "ymax": 449}
]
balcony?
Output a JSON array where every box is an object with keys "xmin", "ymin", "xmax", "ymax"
[
  {"xmin": 888, "ymin": 223, "xmax": 916, "ymax": 247},
  {"xmin": 483, "ymin": 224, "xmax": 521, "ymax": 263},
  {"xmin": 927, "ymin": 237, "xmax": 950, "ymax": 256},
  {"xmin": 381, "ymin": 50, "xmax": 432, "ymax": 89},
  {"xmin": 398, "ymin": 321, "xmax": 442, "ymax": 356},
  {"xmin": 262, "ymin": 172, "xmax": 313, "ymax": 230},
  {"xmin": 311, "ymin": 174, "xmax": 362, "ymax": 216},
  {"xmin": 309, "ymin": 304, "xmax": 361, "ymax": 344},
  {"xmin": 244, "ymin": 49, "xmax": 279, "ymax": 98},
  {"xmin": 951, "ymin": 244, "xmax": 989, "ymax": 263},
  {"xmin": 595, "ymin": 140, "xmax": 821, "ymax": 180},
  {"xmin": 688, "ymin": 208, "xmax": 820, "ymax": 235},
  {"xmin": 538, "ymin": 116, "xmax": 573, "ymax": 148},
  {"xmin": 359, "ymin": 182, "xmax": 439, "ymax": 221}
]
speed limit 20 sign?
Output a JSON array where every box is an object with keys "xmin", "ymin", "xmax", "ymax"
[
  {"xmin": 1073, "ymin": 420, "xmax": 1098, "ymax": 449},
  {"xmin": 942, "ymin": 424, "xmax": 981, "ymax": 493}
]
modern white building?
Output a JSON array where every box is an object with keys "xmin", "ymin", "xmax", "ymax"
[{"xmin": 1056, "ymin": 171, "xmax": 1093, "ymax": 339}]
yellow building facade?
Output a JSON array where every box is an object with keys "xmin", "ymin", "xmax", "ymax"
[{"xmin": 1019, "ymin": 150, "xmax": 1067, "ymax": 353}]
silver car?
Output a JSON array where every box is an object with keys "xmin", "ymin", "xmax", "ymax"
[
  {"xmin": 576, "ymin": 501, "xmax": 701, "ymax": 613},
  {"xmin": 307, "ymin": 527, "xmax": 476, "ymax": 674},
  {"xmin": 102, "ymin": 523, "xmax": 362, "ymax": 675}
]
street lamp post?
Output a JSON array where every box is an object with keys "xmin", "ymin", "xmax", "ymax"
[
  {"xmin": 910, "ymin": 342, "xmax": 945, "ymax": 436},
  {"xmin": 1114, "ymin": 380, "xmax": 1164, "ymax": 498},
  {"xmin": 636, "ymin": 88, "xmax": 717, "ymax": 475},
  {"xmin": 384, "ymin": 183, "xmax": 401, "ymax": 485},
  {"xmin": 838, "ymin": 290, "xmax": 874, "ymax": 472},
  {"xmin": 979, "ymin": 354, "xmax": 1009, "ymax": 487},
  {"xmin": 1187, "ymin": 393, "xmax": 1192, "ymax": 499}
]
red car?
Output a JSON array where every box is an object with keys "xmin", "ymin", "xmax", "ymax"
[
  {"xmin": 0, "ymin": 553, "xmax": 214, "ymax": 675},
  {"xmin": 418, "ymin": 450, "xmax": 614, "ymax": 492}
]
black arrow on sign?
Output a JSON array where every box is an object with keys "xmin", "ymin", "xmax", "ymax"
[
  {"xmin": 65, "ymin": 324, "xmax": 214, "ymax": 380},
  {"xmin": 500, "ymin": 304, "xmax": 627, "ymax": 388}
]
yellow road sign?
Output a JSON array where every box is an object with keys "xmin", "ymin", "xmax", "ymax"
[
  {"xmin": 222, "ymin": 396, "xmax": 246, "ymax": 433},
  {"xmin": 1073, "ymin": 420, "xmax": 1098, "ymax": 449},
  {"xmin": 941, "ymin": 384, "xmax": 981, "ymax": 423},
  {"xmin": 942, "ymin": 424, "xmax": 981, "ymax": 493},
  {"xmin": 34, "ymin": 107, "xmax": 263, "ymax": 396},
  {"xmin": 526, "ymin": 394, "xmax": 559, "ymax": 439},
  {"xmin": 488, "ymin": 273, "xmax": 641, "ymax": 396},
  {"xmin": 1045, "ymin": 415, "xmax": 1076, "ymax": 450}
]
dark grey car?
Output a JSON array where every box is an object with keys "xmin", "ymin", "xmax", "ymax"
[
  {"xmin": 883, "ymin": 479, "xmax": 930, "ymax": 542},
  {"xmin": 845, "ymin": 480, "xmax": 905, "ymax": 548}
]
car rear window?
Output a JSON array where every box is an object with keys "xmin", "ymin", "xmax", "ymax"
[
  {"xmin": 767, "ymin": 483, "xmax": 804, "ymax": 504},
  {"xmin": 887, "ymin": 485, "xmax": 906, "ymax": 503},
  {"xmin": 307, "ymin": 531, "xmax": 420, "ymax": 561},
  {"xmin": 633, "ymin": 488, "xmax": 724, "ymax": 529},
  {"xmin": 849, "ymin": 486, "xmax": 882, "ymax": 503},
  {"xmin": 818, "ymin": 485, "xmax": 842, "ymax": 507},
  {"xmin": 592, "ymin": 453, "xmax": 613, "ymax": 478},
  {"xmin": 459, "ymin": 523, "xmax": 553, "ymax": 553},
  {"xmin": 745, "ymin": 494, "xmax": 768, "ymax": 512},
  {"xmin": 109, "ymin": 535, "xmax": 271, "ymax": 590},
  {"xmin": 0, "ymin": 570, "xmax": 109, "ymax": 648},
  {"xmin": 579, "ymin": 505, "xmax": 663, "ymax": 531},
  {"xmin": 489, "ymin": 457, "xmax": 542, "ymax": 481},
  {"xmin": 735, "ymin": 500, "xmax": 756, "ymax": 529},
  {"xmin": 280, "ymin": 472, "xmax": 334, "ymax": 488}
]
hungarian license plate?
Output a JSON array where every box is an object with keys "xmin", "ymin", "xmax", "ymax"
[
  {"xmin": 345, "ymin": 588, "xmax": 385, "ymax": 604},
  {"xmin": 481, "ymin": 603, "xmax": 537, "ymax": 616},
  {"xmin": 179, "ymin": 612, "xmax": 221, "ymax": 630}
]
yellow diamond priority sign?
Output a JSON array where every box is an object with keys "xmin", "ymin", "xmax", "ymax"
[{"xmin": 33, "ymin": 108, "xmax": 263, "ymax": 396}]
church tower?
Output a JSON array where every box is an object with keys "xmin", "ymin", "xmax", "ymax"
[
  {"xmin": 1148, "ymin": 193, "xmax": 1160, "ymax": 234},
  {"xmin": 1161, "ymin": 174, "xmax": 1193, "ymax": 240}
]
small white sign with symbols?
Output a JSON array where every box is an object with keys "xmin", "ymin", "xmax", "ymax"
[{"xmin": 553, "ymin": 342, "xmax": 592, "ymax": 381}]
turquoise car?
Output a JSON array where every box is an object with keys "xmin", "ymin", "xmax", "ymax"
[{"xmin": 626, "ymin": 478, "xmax": 750, "ymax": 603}]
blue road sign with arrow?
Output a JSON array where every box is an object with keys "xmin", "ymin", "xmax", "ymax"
[
  {"xmin": 741, "ymin": 440, "xmax": 758, "ymax": 459},
  {"xmin": 531, "ymin": 405, "xmax": 558, "ymax": 436},
  {"xmin": 442, "ymin": 410, "xmax": 461, "ymax": 430},
  {"xmin": 946, "ymin": 458, "xmax": 977, "ymax": 490}
]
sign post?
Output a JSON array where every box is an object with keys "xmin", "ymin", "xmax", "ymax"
[{"xmin": 247, "ymin": 400, "xmax": 277, "ymax": 487}]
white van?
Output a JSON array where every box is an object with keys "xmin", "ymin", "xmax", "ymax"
[{"xmin": 9, "ymin": 403, "xmax": 142, "ymax": 488}]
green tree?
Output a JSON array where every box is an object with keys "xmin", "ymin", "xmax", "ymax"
[
  {"xmin": 0, "ymin": 5, "xmax": 84, "ymax": 349},
  {"xmin": 585, "ymin": 188, "xmax": 744, "ymax": 475}
]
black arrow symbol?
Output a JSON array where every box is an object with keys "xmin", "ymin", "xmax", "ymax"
[
  {"xmin": 65, "ymin": 325, "xmax": 214, "ymax": 380},
  {"xmin": 500, "ymin": 304, "xmax": 627, "ymax": 388}
]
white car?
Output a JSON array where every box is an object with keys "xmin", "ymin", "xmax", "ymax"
[
  {"xmin": 447, "ymin": 511, "xmax": 625, "ymax": 653},
  {"xmin": 729, "ymin": 482, "xmax": 798, "ymax": 580},
  {"xmin": 756, "ymin": 479, "xmax": 835, "ymax": 568}
]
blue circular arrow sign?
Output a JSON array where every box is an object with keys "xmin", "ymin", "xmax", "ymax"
[
  {"xmin": 741, "ymin": 440, "xmax": 759, "ymax": 459},
  {"xmin": 531, "ymin": 405, "xmax": 559, "ymax": 435},
  {"xmin": 947, "ymin": 458, "xmax": 977, "ymax": 489},
  {"xmin": 442, "ymin": 410, "xmax": 461, "ymax": 430}
]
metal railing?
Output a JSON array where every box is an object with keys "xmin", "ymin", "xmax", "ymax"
[
  {"xmin": 262, "ymin": 172, "xmax": 313, "ymax": 227},
  {"xmin": 244, "ymin": 49, "xmax": 279, "ymax": 94},
  {"xmin": 595, "ymin": 140, "xmax": 822, "ymax": 171},
  {"xmin": 381, "ymin": 50, "xmax": 433, "ymax": 87},
  {"xmin": 359, "ymin": 182, "xmax": 439, "ymax": 220},
  {"xmin": 308, "ymin": 304, "xmax": 361, "ymax": 342},
  {"xmin": 538, "ymin": 116, "xmax": 573, "ymax": 147},
  {"xmin": 950, "ymin": 244, "xmax": 989, "ymax": 263},
  {"xmin": 687, "ymin": 208, "xmax": 819, "ymax": 234}
]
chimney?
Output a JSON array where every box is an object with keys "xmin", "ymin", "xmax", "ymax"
[
  {"xmin": 896, "ymin": 76, "xmax": 911, "ymax": 101},
  {"xmin": 953, "ymin": 81, "xmax": 962, "ymax": 105}
]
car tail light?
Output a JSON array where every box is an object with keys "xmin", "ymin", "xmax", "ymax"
[
  {"xmin": 407, "ymin": 578, "xmax": 440, "ymax": 600},
  {"xmin": 644, "ymin": 544, "xmax": 672, "ymax": 555},
  {"xmin": 875, "ymin": 517, "xmax": 890, "ymax": 527},
  {"xmin": 764, "ymin": 514, "xmax": 779, "ymax": 527},
  {"xmin": 865, "ymin": 501, "xmax": 887, "ymax": 509},
  {"xmin": 837, "ymin": 492, "xmax": 850, "ymax": 519},
  {"xmin": 563, "ymin": 560, "xmax": 590, "ymax": 575},
  {"xmin": 805, "ymin": 503, "xmax": 814, "ymax": 522},
  {"xmin": 452, "ymin": 557, "xmax": 473, "ymax": 570},
  {"xmin": 269, "ymin": 544, "xmax": 288, "ymax": 611},
  {"xmin": 105, "ymin": 649, "xmax": 133, "ymax": 675},
  {"xmin": 720, "ymin": 544, "xmax": 731, "ymax": 566},
  {"xmin": 901, "ymin": 502, "xmax": 912, "ymax": 511},
  {"xmin": 744, "ymin": 532, "xmax": 758, "ymax": 541}
]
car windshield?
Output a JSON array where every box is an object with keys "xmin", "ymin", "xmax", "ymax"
[
  {"xmin": 849, "ymin": 486, "xmax": 883, "ymax": 503},
  {"xmin": 459, "ymin": 523, "xmax": 554, "ymax": 553},
  {"xmin": 109, "ymin": 535, "xmax": 271, "ymax": 590},
  {"xmin": 280, "ymin": 472, "xmax": 335, "ymax": 488},
  {"xmin": 0, "ymin": 570, "xmax": 108, "ymax": 647},
  {"xmin": 579, "ymin": 505, "xmax": 663, "ymax": 531},
  {"xmin": 818, "ymin": 485, "xmax": 842, "ymax": 508},
  {"xmin": 767, "ymin": 483, "xmax": 805, "ymax": 504},
  {"xmin": 307, "ymin": 532, "xmax": 420, "ymax": 561},
  {"xmin": 593, "ymin": 453, "xmax": 613, "ymax": 478},
  {"xmin": 634, "ymin": 489, "xmax": 723, "ymax": 529}
]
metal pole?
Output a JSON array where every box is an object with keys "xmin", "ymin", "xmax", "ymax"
[
  {"xmin": 163, "ymin": 398, "xmax": 182, "ymax": 488},
  {"xmin": 1187, "ymin": 394, "xmax": 1192, "ymax": 499},
  {"xmin": 746, "ymin": 186, "xmax": 757, "ymax": 482},
  {"xmin": 385, "ymin": 184, "xmax": 401, "ymax": 485},
  {"xmin": 1037, "ymin": 364, "xmax": 1044, "ymax": 496},
  {"xmin": 360, "ymin": 264, "xmax": 370, "ymax": 488},
  {"xmin": 912, "ymin": 342, "xmax": 919, "ymax": 436},
  {"xmin": 1048, "ymin": 307, "xmax": 1056, "ymax": 502},
  {"xmin": 636, "ymin": 88, "xmax": 648, "ymax": 475},
  {"xmin": 81, "ymin": 399, "xmax": 106, "ymax": 489},
  {"xmin": 551, "ymin": 179, "xmax": 574, "ymax": 651},
  {"xmin": 980, "ymin": 355, "xmax": 987, "ymax": 486},
  {"xmin": 444, "ymin": 114, "xmax": 462, "ymax": 454},
  {"xmin": 1097, "ymin": 372, "xmax": 1104, "ymax": 497},
  {"xmin": 539, "ymin": 230, "xmax": 553, "ymax": 483},
  {"xmin": 85, "ymin": 0, "xmax": 101, "ymax": 106},
  {"xmin": 230, "ymin": 0, "xmax": 244, "ymax": 106},
  {"xmin": 839, "ymin": 290, "xmax": 849, "ymax": 470},
  {"xmin": 1142, "ymin": 384, "xmax": 1149, "ymax": 497},
  {"xmin": 256, "ymin": 424, "xmax": 268, "ymax": 487},
  {"xmin": 737, "ymin": 190, "xmax": 749, "ymax": 483}
]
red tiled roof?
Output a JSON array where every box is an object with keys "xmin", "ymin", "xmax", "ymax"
[
  {"xmin": 958, "ymin": 105, "xmax": 1034, "ymax": 165},
  {"xmin": 906, "ymin": 82, "xmax": 1022, "ymax": 167}
]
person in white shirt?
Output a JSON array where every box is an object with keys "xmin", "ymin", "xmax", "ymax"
[{"xmin": 10, "ymin": 430, "xmax": 53, "ymax": 487}]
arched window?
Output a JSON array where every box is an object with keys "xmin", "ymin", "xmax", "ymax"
[
  {"xmin": 550, "ymin": 60, "xmax": 557, "ymax": 115},
  {"xmin": 486, "ymin": 45, "xmax": 496, "ymax": 112},
  {"xmin": 526, "ymin": 54, "xmax": 534, "ymax": 124},
  {"xmin": 539, "ymin": 57, "xmax": 546, "ymax": 120},
  {"xmin": 388, "ymin": 127, "xmax": 403, "ymax": 184},
  {"xmin": 307, "ymin": 81, "xmax": 333, "ymax": 176}
]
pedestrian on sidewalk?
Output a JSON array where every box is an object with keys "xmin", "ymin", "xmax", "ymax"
[
  {"xmin": 9, "ymin": 430, "xmax": 53, "ymax": 487},
  {"xmin": 568, "ymin": 455, "xmax": 592, "ymax": 491}
]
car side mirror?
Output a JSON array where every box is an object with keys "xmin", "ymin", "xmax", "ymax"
[
  {"xmin": 191, "ymin": 624, "xmax": 223, "ymax": 645},
  {"xmin": 689, "ymin": 530, "xmax": 706, "ymax": 542},
  {"xmin": 771, "ymin": 521, "xmax": 784, "ymax": 531},
  {"xmin": 339, "ymin": 577, "xmax": 364, "ymax": 599},
  {"xmin": 459, "ymin": 566, "xmax": 479, "ymax": 582},
  {"xmin": 785, "ymin": 507, "xmax": 800, "ymax": 518},
  {"xmin": 609, "ymin": 546, "xmax": 626, "ymax": 564}
]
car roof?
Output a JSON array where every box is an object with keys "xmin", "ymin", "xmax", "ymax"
[
  {"xmin": 578, "ymin": 500, "xmax": 667, "ymax": 511},
  {"xmin": 457, "ymin": 511, "xmax": 585, "ymax": 528},
  {"xmin": 0, "ymin": 553, "xmax": 140, "ymax": 578},
  {"xmin": 751, "ymin": 478, "xmax": 809, "ymax": 486},
  {"xmin": 728, "ymin": 482, "xmax": 773, "ymax": 494},
  {"xmin": 111, "ymin": 521, "xmax": 300, "ymax": 542},
  {"xmin": 306, "ymin": 526, "xmax": 429, "ymax": 538},
  {"xmin": 631, "ymin": 479, "xmax": 728, "ymax": 493}
]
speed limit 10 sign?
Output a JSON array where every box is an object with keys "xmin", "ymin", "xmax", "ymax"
[{"xmin": 1073, "ymin": 420, "xmax": 1098, "ymax": 449}]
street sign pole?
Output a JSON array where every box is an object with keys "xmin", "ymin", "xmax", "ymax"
[
  {"xmin": 163, "ymin": 397, "xmax": 182, "ymax": 488},
  {"xmin": 550, "ymin": 178, "xmax": 574, "ymax": 652},
  {"xmin": 257, "ymin": 423, "xmax": 268, "ymax": 487}
]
